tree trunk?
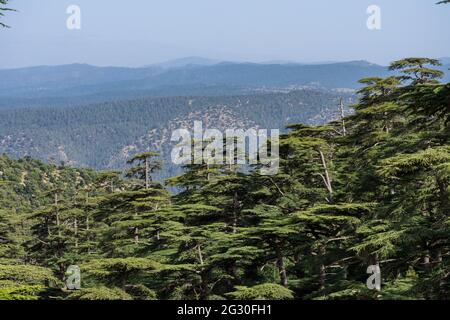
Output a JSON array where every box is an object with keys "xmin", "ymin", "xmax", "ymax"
[
  {"xmin": 197, "ymin": 244, "xmax": 204, "ymax": 266},
  {"xmin": 436, "ymin": 176, "xmax": 450, "ymax": 215},
  {"xmin": 339, "ymin": 98, "xmax": 347, "ymax": 136},
  {"xmin": 55, "ymin": 193, "xmax": 61, "ymax": 237},
  {"xmin": 74, "ymin": 217, "xmax": 78, "ymax": 248},
  {"xmin": 134, "ymin": 211, "xmax": 139, "ymax": 244},
  {"xmin": 200, "ymin": 272, "xmax": 209, "ymax": 300},
  {"xmin": 423, "ymin": 251, "xmax": 431, "ymax": 270},
  {"xmin": 145, "ymin": 157, "xmax": 149, "ymax": 190},
  {"xmin": 318, "ymin": 149, "xmax": 333, "ymax": 203},
  {"xmin": 86, "ymin": 215, "xmax": 91, "ymax": 254},
  {"xmin": 134, "ymin": 227, "xmax": 139, "ymax": 244},
  {"xmin": 47, "ymin": 216, "xmax": 51, "ymax": 236},
  {"xmin": 343, "ymin": 265, "xmax": 348, "ymax": 280},
  {"xmin": 319, "ymin": 246, "xmax": 326, "ymax": 290},
  {"xmin": 232, "ymin": 191, "xmax": 238, "ymax": 234},
  {"xmin": 434, "ymin": 248, "xmax": 445, "ymax": 292},
  {"xmin": 85, "ymin": 191, "xmax": 90, "ymax": 253},
  {"xmin": 319, "ymin": 264, "xmax": 326, "ymax": 290},
  {"xmin": 275, "ymin": 244, "xmax": 288, "ymax": 287}
]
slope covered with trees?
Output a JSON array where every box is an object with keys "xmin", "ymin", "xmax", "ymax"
[
  {"xmin": 0, "ymin": 90, "xmax": 354, "ymax": 175},
  {"xmin": 0, "ymin": 57, "xmax": 448, "ymax": 300}
]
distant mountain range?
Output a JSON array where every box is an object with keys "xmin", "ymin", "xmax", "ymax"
[
  {"xmin": 1, "ymin": 58, "xmax": 448, "ymax": 109},
  {"xmin": 150, "ymin": 56, "xmax": 223, "ymax": 69},
  {"xmin": 0, "ymin": 59, "xmax": 388, "ymax": 108}
]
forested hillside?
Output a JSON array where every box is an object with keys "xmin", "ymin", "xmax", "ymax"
[
  {"xmin": 0, "ymin": 89, "xmax": 354, "ymax": 179},
  {"xmin": 0, "ymin": 58, "xmax": 449, "ymax": 300}
]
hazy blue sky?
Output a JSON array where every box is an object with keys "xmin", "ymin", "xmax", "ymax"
[{"xmin": 1, "ymin": 0, "xmax": 449, "ymax": 68}]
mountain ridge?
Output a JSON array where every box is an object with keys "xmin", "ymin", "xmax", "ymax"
[{"xmin": 0, "ymin": 60, "xmax": 392, "ymax": 107}]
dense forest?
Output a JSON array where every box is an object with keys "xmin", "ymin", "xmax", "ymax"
[
  {"xmin": 0, "ymin": 57, "xmax": 449, "ymax": 300},
  {"xmin": 0, "ymin": 90, "xmax": 353, "ymax": 175}
]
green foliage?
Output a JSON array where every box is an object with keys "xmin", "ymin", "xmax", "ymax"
[
  {"xmin": 0, "ymin": 264, "xmax": 56, "ymax": 284},
  {"xmin": 227, "ymin": 284, "xmax": 294, "ymax": 300},
  {"xmin": 0, "ymin": 265, "xmax": 57, "ymax": 300},
  {"xmin": 68, "ymin": 286, "xmax": 133, "ymax": 300},
  {"xmin": 0, "ymin": 283, "xmax": 46, "ymax": 300},
  {"xmin": 82, "ymin": 258, "xmax": 163, "ymax": 280}
]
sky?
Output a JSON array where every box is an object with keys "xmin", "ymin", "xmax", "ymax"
[{"xmin": 0, "ymin": 0, "xmax": 449, "ymax": 69}]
